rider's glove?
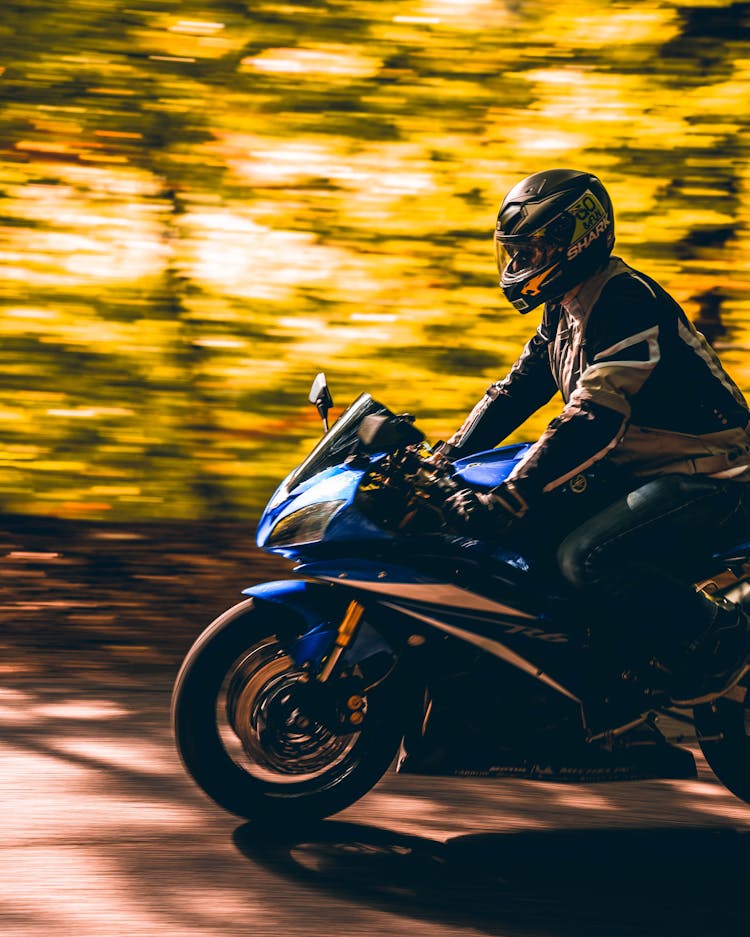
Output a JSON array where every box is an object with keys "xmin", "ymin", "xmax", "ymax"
[
  {"xmin": 442, "ymin": 482, "xmax": 529, "ymax": 537},
  {"xmin": 426, "ymin": 440, "xmax": 455, "ymax": 465}
]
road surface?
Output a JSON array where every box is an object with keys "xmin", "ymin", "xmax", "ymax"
[{"xmin": 1, "ymin": 515, "xmax": 749, "ymax": 936}]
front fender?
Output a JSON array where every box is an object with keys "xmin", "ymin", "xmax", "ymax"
[
  {"xmin": 242, "ymin": 579, "xmax": 351, "ymax": 630},
  {"xmin": 243, "ymin": 578, "xmax": 398, "ymax": 671},
  {"xmin": 244, "ymin": 579, "xmax": 426, "ymax": 743}
]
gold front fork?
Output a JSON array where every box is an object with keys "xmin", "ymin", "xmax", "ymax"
[{"xmin": 317, "ymin": 599, "xmax": 365, "ymax": 683}]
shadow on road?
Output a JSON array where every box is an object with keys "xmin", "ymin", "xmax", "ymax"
[{"xmin": 234, "ymin": 819, "xmax": 749, "ymax": 937}]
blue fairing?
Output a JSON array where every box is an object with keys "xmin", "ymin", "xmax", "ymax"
[
  {"xmin": 244, "ymin": 579, "xmax": 348, "ymax": 629},
  {"xmin": 715, "ymin": 539, "xmax": 750, "ymax": 561},
  {"xmin": 243, "ymin": 579, "xmax": 394, "ymax": 668},
  {"xmin": 256, "ymin": 441, "xmax": 533, "ymax": 557},
  {"xmin": 256, "ymin": 462, "xmax": 391, "ymax": 553},
  {"xmin": 453, "ymin": 443, "xmax": 532, "ymax": 489}
]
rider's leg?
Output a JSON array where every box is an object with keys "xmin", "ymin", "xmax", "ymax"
[{"xmin": 556, "ymin": 474, "xmax": 750, "ymax": 706}]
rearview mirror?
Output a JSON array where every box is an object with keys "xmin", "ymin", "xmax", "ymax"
[{"xmin": 309, "ymin": 372, "xmax": 334, "ymax": 432}]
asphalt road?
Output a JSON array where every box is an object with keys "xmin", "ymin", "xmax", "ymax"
[{"xmin": 2, "ymin": 515, "xmax": 750, "ymax": 937}]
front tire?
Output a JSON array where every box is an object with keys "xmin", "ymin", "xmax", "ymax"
[
  {"xmin": 694, "ymin": 682, "xmax": 750, "ymax": 804},
  {"xmin": 171, "ymin": 598, "xmax": 405, "ymax": 822}
]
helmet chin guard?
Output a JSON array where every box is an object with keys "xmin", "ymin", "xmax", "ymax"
[{"xmin": 495, "ymin": 169, "xmax": 615, "ymax": 313}]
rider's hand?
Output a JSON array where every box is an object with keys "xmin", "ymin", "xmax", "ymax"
[{"xmin": 442, "ymin": 482, "xmax": 528, "ymax": 537}]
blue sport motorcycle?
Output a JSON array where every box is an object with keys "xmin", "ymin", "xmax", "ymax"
[{"xmin": 171, "ymin": 374, "xmax": 750, "ymax": 821}]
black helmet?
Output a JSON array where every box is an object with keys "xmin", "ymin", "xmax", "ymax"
[{"xmin": 495, "ymin": 168, "xmax": 615, "ymax": 313}]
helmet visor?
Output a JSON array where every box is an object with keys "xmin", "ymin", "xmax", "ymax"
[{"xmin": 495, "ymin": 232, "xmax": 561, "ymax": 283}]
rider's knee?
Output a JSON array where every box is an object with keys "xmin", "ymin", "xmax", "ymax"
[{"xmin": 556, "ymin": 534, "xmax": 602, "ymax": 591}]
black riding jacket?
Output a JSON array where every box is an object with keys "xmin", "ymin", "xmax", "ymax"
[{"xmin": 447, "ymin": 257, "xmax": 750, "ymax": 502}]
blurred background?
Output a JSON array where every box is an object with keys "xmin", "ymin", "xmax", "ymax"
[
  {"xmin": 3, "ymin": 11, "xmax": 750, "ymax": 933},
  {"xmin": 2, "ymin": 0, "xmax": 749, "ymax": 524}
]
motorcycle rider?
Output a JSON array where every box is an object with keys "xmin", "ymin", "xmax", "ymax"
[{"xmin": 439, "ymin": 168, "xmax": 750, "ymax": 709}]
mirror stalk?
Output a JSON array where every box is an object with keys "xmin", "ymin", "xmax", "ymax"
[{"xmin": 308, "ymin": 372, "xmax": 334, "ymax": 434}]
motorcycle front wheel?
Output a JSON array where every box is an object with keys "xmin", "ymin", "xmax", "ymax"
[{"xmin": 171, "ymin": 598, "xmax": 405, "ymax": 822}]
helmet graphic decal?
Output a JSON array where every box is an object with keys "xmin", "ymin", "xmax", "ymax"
[
  {"xmin": 520, "ymin": 263, "xmax": 562, "ymax": 299},
  {"xmin": 566, "ymin": 190, "xmax": 611, "ymax": 260}
]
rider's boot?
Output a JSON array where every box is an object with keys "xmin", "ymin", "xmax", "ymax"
[{"xmin": 667, "ymin": 596, "xmax": 750, "ymax": 707}]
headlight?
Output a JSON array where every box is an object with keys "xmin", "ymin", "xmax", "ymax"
[{"xmin": 265, "ymin": 500, "xmax": 346, "ymax": 547}]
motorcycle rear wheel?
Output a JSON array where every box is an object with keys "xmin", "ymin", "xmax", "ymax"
[
  {"xmin": 693, "ymin": 681, "xmax": 750, "ymax": 805},
  {"xmin": 171, "ymin": 598, "xmax": 405, "ymax": 822}
]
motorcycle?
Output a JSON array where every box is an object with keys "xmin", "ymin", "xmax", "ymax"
[{"xmin": 171, "ymin": 373, "xmax": 750, "ymax": 821}]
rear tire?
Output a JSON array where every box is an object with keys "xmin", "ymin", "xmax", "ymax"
[
  {"xmin": 171, "ymin": 598, "xmax": 405, "ymax": 822},
  {"xmin": 694, "ymin": 682, "xmax": 750, "ymax": 805}
]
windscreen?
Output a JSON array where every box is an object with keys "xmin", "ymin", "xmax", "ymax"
[{"xmin": 285, "ymin": 393, "xmax": 394, "ymax": 492}]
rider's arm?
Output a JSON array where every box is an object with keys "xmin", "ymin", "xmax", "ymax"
[
  {"xmin": 445, "ymin": 310, "xmax": 559, "ymax": 459},
  {"xmin": 506, "ymin": 276, "xmax": 662, "ymax": 501}
]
